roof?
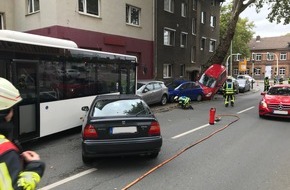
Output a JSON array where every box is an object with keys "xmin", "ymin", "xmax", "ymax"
[
  {"xmin": 0, "ymin": 30, "xmax": 78, "ymax": 49},
  {"xmin": 249, "ymin": 35, "xmax": 290, "ymax": 51}
]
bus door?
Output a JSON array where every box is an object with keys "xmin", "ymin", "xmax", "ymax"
[
  {"xmin": 12, "ymin": 60, "xmax": 39, "ymax": 141},
  {"xmin": 119, "ymin": 63, "xmax": 136, "ymax": 94}
]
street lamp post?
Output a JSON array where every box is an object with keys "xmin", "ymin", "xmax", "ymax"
[{"xmin": 226, "ymin": 53, "xmax": 240, "ymax": 76}]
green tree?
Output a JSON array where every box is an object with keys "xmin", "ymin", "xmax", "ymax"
[{"xmin": 207, "ymin": 0, "xmax": 290, "ymax": 66}]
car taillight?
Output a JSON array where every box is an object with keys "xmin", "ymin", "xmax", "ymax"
[
  {"xmin": 148, "ymin": 121, "xmax": 161, "ymax": 136},
  {"xmin": 83, "ymin": 124, "xmax": 98, "ymax": 139}
]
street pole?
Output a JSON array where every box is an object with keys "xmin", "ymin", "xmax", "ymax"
[{"xmin": 226, "ymin": 53, "xmax": 240, "ymax": 76}]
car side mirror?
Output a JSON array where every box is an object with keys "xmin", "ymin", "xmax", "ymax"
[
  {"xmin": 81, "ymin": 106, "xmax": 89, "ymax": 111},
  {"xmin": 261, "ymin": 92, "xmax": 266, "ymax": 96},
  {"xmin": 143, "ymin": 88, "xmax": 149, "ymax": 93}
]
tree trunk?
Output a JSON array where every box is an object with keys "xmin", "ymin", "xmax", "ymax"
[{"xmin": 205, "ymin": 0, "xmax": 254, "ymax": 67}]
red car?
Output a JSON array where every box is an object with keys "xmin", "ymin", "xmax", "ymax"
[
  {"xmin": 198, "ymin": 64, "xmax": 227, "ymax": 100},
  {"xmin": 259, "ymin": 84, "xmax": 290, "ymax": 118}
]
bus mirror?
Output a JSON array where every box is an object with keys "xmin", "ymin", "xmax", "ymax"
[{"xmin": 81, "ymin": 106, "xmax": 89, "ymax": 111}]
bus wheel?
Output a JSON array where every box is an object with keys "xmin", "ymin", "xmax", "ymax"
[{"xmin": 160, "ymin": 95, "xmax": 168, "ymax": 105}]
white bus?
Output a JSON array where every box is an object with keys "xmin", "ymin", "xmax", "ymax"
[{"xmin": 0, "ymin": 30, "xmax": 137, "ymax": 142}]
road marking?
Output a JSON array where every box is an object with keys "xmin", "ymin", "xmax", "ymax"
[
  {"xmin": 38, "ymin": 168, "xmax": 97, "ymax": 190},
  {"xmin": 172, "ymin": 123, "xmax": 210, "ymax": 139},
  {"xmin": 172, "ymin": 106, "xmax": 255, "ymax": 140},
  {"xmin": 237, "ymin": 106, "xmax": 255, "ymax": 114}
]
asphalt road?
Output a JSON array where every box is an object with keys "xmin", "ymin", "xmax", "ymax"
[{"xmin": 24, "ymin": 82, "xmax": 290, "ymax": 190}]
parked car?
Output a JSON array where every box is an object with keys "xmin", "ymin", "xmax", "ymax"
[
  {"xmin": 166, "ymin": 79, "xmax": 189, "ymax": 91},
  {"xmin": 218, "ymin": 76, "xmax": 239, "ymax": 94},
  {"xmin": 168, "ymin": 81, "xmax": 204, "ymax": 102},
  {"xmin": 81, "ymin": 94, "xmax": 163, "ymax": 163},
  {"xmin": 198, "ymin": 64, "xmax": 227, "ymax": 100},
  {"xmin": 136, "ymin": 80, "xmax": 168, "ymax": 105},
  {"xmin": 259, "ymin": 84, "xmax": 290, "ymax": 118},
  {"xmin": 237, "ymin": 74, "xmax": 255, "ymax": 83},
  {"xmin": 236, "ymin": 78, "xmax": 251, "ymax": 93}
]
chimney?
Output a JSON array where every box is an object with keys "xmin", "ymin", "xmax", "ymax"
[{"xmin": 256, "ymin": 36, "xmax": 261, "ymax": 42}]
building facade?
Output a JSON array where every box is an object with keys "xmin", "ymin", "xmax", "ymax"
[
  {"xmin": 0, "ymin": 0, "xmax": 223, "ymax": 81},
  {"xmin": 232, "ymin": 35, "xmax": 290, "ymax": 81},
  {"xmin": 155, "ymin": 0, "xmax": 222, "ymax": 83}
]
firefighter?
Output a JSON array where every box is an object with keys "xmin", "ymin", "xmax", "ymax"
[
  {"xmin": 264, "ymin": 76, "xmax": 270, "ymax": 91},
  {"xmin": 174, "ymin": 96, "xmax": 193, "ymax": 109},
  {"xmin": 223, "ymin": 77, "xmax": 236, "ymax": 107},
  {"xmin": 273, "ymin": 75, "xmax": 277, "ymax": 85},
  {"xmin": 0, "ymin": 77, "xmax": 45, "ymax": 190}
]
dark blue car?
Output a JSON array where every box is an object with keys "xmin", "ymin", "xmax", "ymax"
[{"xmin": 168, "ymin": 81, "xmax": 204, "ymax": 102}]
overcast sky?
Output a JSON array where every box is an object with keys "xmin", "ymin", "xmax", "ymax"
[{"xmin": 227, "ymin": 2, "xmax": 290, "ymax": 37}]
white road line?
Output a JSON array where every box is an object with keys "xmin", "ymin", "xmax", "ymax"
[
  {"xmin": 237, "ymin": 106, "xmax": 255, "ymax": 114},
  {"xmin": 172, "ymin": 123, "xmax": 210, "ymax": 139},
  {"xmin": 38, "ymin": 168, "xmax": 97, "ymax": 190},
  {"xmin": 172, "ymin": 106, "xmax": 255, "ymax": 140}
]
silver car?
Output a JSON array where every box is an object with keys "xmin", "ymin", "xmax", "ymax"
[{"xmin": 137, "ymin": 80, "xmax": 168, "ymax": 105}]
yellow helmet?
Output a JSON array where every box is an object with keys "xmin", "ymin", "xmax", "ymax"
[{"xmin": 0, "ymin": 77, "xmax": 22, "ymax": 110}]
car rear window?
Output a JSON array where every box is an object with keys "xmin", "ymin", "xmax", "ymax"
[{"xmin": 92, "ymin": 99, "xmax": 151, "ymax": 117}]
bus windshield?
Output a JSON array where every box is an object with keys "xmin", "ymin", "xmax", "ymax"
[{"xmin": 199, "ymin": 74, "xmax": 216, "ymax": 88}]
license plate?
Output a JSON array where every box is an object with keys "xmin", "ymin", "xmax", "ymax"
[
  {"xmin": 273, "ymin": 110, "xmax": 288, "ymax": 115},
  {"xmin": 112, "ymin": 127, "xmax": 137, "ymax": 134}
]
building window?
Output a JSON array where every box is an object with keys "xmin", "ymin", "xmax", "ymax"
[
  {"xmin": 234, "ymin": 54, "xmax": 241, "ymax": 61},
  {"xmin": 180, "ymin": 32, "xmax": 187, "ymax": 48},
  {"xmin": 164, "ymin": 0, "xmax": 174, "ymax": 13},
  {"xmin": 255, "ymin": 67, "xmax": 261, "ymax": 75},
  {"xmin": 280, "ymin": 52, "xmax": 287, "ymax": 60},
  {"xmin": 233, "ymin": 68, "xmax": 239, "ymax": 75},
  {"xmin": 0, "ymin": 14, "xmax": 4, "ymax": 29},
  {"xmin": 180, "ymin": 64, "xmax": 185, "ymax": 77},
  {"xmin": 164, "ymin": 28, "xmax": 175, "ymax": 46},
  {"xmin": 201, "ymin": 12, "xmax": 206, "ymax": 24},
  {"xmin": 191, "ymin": 46, "xmax": 196, "ymax": 63},
  {"xmin": 211, "ymin": 0, "xmax": 217, "ymax": 6},
  {"xmin": 27, "ymin": 0, "xmax": 40, "ymax": 14},
  {"xmin": 163, "ymin": 64, "xmax": 172, "ymax": 78},
  {"xmin": 192, "ymin": 0, "xmax": 197, "ymax": 10},
  {"xmin": 267, "ymin": 53, "xmax": 274, "ymax": 61},
  {"xmin": 126, "ymin": 5, "xmax": 141, "ymax": 26},
  {"xmin": 192, "ymin": 18, "xmax": 196, "ymax": 34},
  {"xmin": 209, "ymin": 39, "xmax": 216, "ymax": 52},
  {"xmin": 200, "ymin": 37, "xmax": 206, "ymax": 51},
  {"xmin": 210, "ymin": 16, "xmax": 216, "ymax": 27},
  {"xmin": 79, "ymin": 0, "xmax": 100, "ymax": 16},
  {"xmin": 255, "ymin": 54, "xmax": 262, "ymax": 61},
  {"xmin": 181, "ymin": 3, "xmax": 187, "ymax": 17},
  {"xmin": 279, "ymin": 67, "xmax": 286, "ymax": 75}
]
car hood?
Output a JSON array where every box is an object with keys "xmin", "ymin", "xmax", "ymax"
[{"xmin": 264, "ymin": 95, "xmax": 290, "ymax": 104}]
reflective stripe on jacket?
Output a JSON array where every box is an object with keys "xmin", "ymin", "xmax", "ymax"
[
  {"xmin": 0, "ymin": 135, "xmax": 44, "ymax": 190},
  {"xmin": 225, "ymin": 82, "xmax": 234, "ymax": 94}
]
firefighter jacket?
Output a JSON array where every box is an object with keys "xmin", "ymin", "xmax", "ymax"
[
  {"xmin": 223, "ymin": 81, "xmax": 235, "ymax": 95},
  {"xmin": 264, "ymin": 78, "xmax": 270, "ymax": 87},
  {"xmin": 0, "ymin": 135, "xmax": 45, "ymax": 190}
]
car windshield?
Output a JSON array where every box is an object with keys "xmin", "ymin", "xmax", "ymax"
[
  {"xmin": 92, "ymin": 99, "xmax": 151, "ymax": 117},
  {"xmin": 267, "ymin": 87, "xmax": 290, "ymax": 96},
  {"xmin": 199, "ymin": 74, "xmax": 216, "ymax": 88}
]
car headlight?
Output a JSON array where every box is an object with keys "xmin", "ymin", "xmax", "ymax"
[
  {"xmin": 206, "ymin": 92, "xmax": 212, "ymax": 97},
  {"xmin": 260, "ymin": 100, "xmax": 267, "ymax": 108}
]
